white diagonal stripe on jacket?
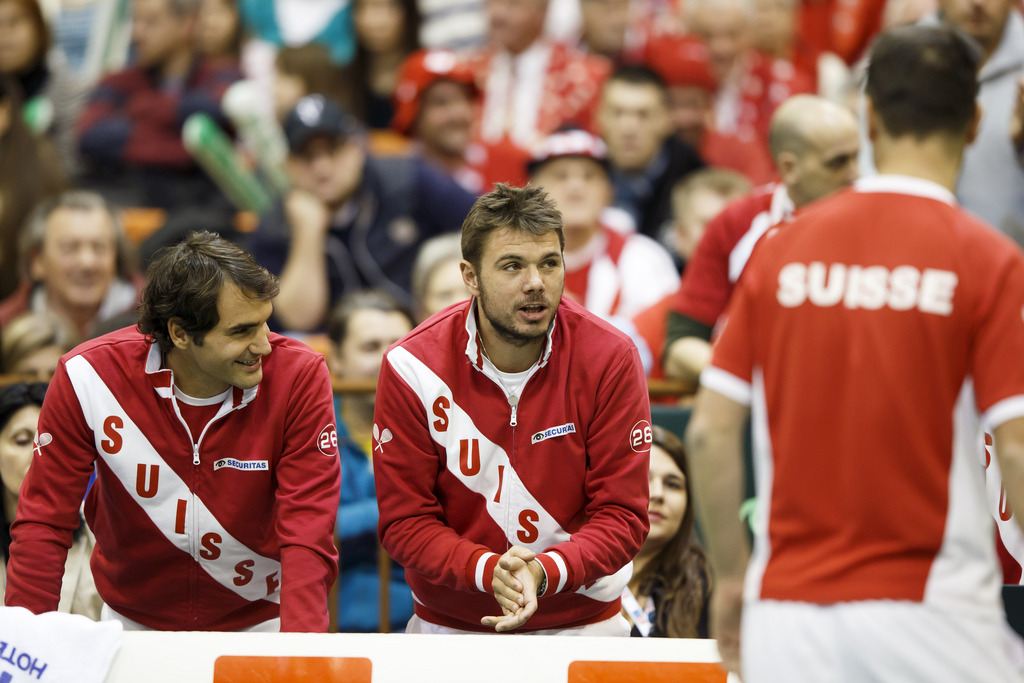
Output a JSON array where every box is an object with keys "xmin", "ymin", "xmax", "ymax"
[
  {"xmin": 387, "ymin": 345, "xmax": 632, "ymax": 601},
  {"xmin": 65, "ymin": 355, "xmax": 282, "ymax": 604}
]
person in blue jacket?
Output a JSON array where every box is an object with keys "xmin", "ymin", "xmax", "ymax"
[
  {"xmin": 326, "ymin": 288, "xmax": 415, "ymax": 631},
  {"xmin": 248, "ymin": 95, "xmax": 476, "ymax": 332}
]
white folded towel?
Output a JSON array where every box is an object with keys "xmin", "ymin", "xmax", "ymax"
[{"xmin": 0, "ymin": 606, "xmax": 121, "ymax": 683}]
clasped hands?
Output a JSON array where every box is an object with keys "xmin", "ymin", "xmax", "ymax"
[{"xmin": 481, "ymin": 545, "xmax": 545, "ymax": 633}]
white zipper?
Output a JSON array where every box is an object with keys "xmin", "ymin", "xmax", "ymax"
[{"xmin": 169, "ymin": 392, "xmax": 239, "ymax": 561}]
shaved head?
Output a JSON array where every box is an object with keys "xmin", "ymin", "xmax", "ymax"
[
  {"xmin": 768, "ymin": 95, "xmax": 860, "ymax": 206},
  {"xmin": 769, "ymin": 95, "xmax": 857, "ymax": 158}
]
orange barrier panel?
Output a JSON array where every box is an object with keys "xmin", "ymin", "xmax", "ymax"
[
  {"xmin": 214, "ymin": 656, "xmax": 372, "ymax": 683},
  {"xmin": 569, "ymin": 661, "xmax": 726, "ymax": 683}
]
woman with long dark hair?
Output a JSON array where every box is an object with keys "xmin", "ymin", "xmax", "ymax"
[
  {"xmin": 342, "ymin": 0, "xmax": 420, "ymax": 128},
  {"xmin": 623, "ymin": 425, "xmax": 711, "ymax": 637},
  {"xmin": 0, "ymin": 0, "xmax": 86, "ymax": 174}
]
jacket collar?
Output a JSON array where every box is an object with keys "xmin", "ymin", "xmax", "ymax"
[
  {"xmin": 462, "ymin": 298, "xmax": 555, "ymax": 371},
  {"xmin": 769, "ymin": 182, "xmax": 796, "ymax": 224},
  {"xmin": 854, "ymin": 174, "xmax": 956, "ymax": 205},
  {"xmin": 144, "ymin": 341, "xmax": 259, "ymax": 409}
]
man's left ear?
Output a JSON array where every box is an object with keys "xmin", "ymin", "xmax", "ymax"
[
  {"xmin": 864, "ymin": 94, "xmax": 879, "ymax": 144},
  {"xmin": 967, "ymin": 102, "xmax": 982, "ymax": 146}
]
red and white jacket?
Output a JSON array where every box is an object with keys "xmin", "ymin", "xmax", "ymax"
[
  {"xmin": 373, "ymin": 297, "xmax": 651, "ymax": 632},
  {"xmin": 5, "ymin": 328, "xmax": 341, "ymax": 632},
  {"xmin": 564, "ymin": 224, "xmax": 680, "ymax": 321},
  {"xmin": 468, "ymin": 42, "xmax": 610, "ymax": 148},
  {"xmin": 672, "ymin": 183, "xmax": 794, "ymax": 331}
]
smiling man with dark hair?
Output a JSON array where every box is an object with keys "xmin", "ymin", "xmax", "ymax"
[{"xmin": 6, "ymin": 231, "xmax": 341, "ymax": 633}]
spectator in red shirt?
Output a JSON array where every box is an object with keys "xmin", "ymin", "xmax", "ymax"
[
  {"xmin": 643, "ymin": 33, "xmax": 776, "ymax": 186},
  {"xmin": 75, "ymin": 0, "xmax": 242, "ymax": 213},
  {"xmin": 686, "ymin": 0, "xmax": 814, "ymax": 152},
  {"xmin": 392, "ymin": 48, "xmax": 530, "ymax": 193},
  {"xmin": 466, "ymin": 0, "xmax": 610, "ymax": 149}
]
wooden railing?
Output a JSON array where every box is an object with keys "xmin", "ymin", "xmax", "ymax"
[
  {"xmin": 329, "ymin": 375, "xmax": 696, "ymax": 398},
  {"xmin": 1, "ymin": 373, "xmax": 697, "ymax": 398}
]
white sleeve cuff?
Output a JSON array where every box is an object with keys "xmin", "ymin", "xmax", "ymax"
[{"xmin": 700, "ymin": 366, "xmax": 753, "ymax": 406}]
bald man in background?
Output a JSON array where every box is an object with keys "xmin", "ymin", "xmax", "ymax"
[{"xmin": 664, "ymin": 95, "xmax": 859, "ymax": 385}]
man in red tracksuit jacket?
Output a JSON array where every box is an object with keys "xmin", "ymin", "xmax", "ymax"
[
  {"xmin": 4, "ymin": 231, "xmax": 340, "ymax": 632},
  {"xmin": 373, "ymin": 183, "xmax": 651, "ymax": 634}
]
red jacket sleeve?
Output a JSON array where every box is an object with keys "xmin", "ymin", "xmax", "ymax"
[
  {"xmin": 5, "ymin": 360, "xmax": 98, "ymax": 612},
  {"xmin": 276, "ymin": 357, "xmax": 341, "ymax": 632},
  {"xmin": 672, "ymin": 207, "xmax": 737, "ymax": 327},
  {"xmin": 535, "ymin": 348, "xmax": 651, "ymax": 594},
  {"xmin": 372, "ymin": 354, "xmax": 494, "ymax": 592}
]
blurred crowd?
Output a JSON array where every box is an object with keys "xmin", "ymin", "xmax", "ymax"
[{"xmin": 0, "ymin": 0, "xmax": 1022, "ymax": 636}]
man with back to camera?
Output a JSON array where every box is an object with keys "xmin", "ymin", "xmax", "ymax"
[
  {"xmin": 372, "ymin": 183, "xmax": 651, "ymax": 634},
  {"xmin": 664, "ymin": 94, "xmax": 859, "ymax": 385},
  {"xmin": 686, "ymin": 25, "xmax": 1024, "ymax": 680},
  {"xmin": 5, "ymin": 231, "xmax": 341, "ymax": 632}
]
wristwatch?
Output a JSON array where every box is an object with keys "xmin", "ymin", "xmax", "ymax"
[{"xmin": 537, "ymin": 573, "xmax": 548, "ymax": 597}]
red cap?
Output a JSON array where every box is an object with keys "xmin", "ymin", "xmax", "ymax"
[
  {"xmin": 391, "ymin": 49, "xmax": 477, "ymax": 135},
  {"xmin": 643, "ymin": 33, "xmax": 717, "ymax": 92}
]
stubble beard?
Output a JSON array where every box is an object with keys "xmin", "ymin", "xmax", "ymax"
[{"xmin": 477, "ymin": 289, "xmax": 552, "ymax": 348}]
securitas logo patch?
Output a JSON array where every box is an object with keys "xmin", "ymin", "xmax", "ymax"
[
  {"xmin": 531, "ymin": 422, "xmax": 576, "ymax": 444},
  {"xmin": 213, "ymin": 458, "xmax": 269, "ymax": 472}
]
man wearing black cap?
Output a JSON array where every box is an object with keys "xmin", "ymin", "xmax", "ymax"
[{"xmin": 247, "ymin": 95, "xmax": 477, "ymax": 332}]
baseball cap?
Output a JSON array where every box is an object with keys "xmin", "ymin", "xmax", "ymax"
[
  {"xmin": 283, "ymin": 94, "xmax": 360, "ymax": 154},
  {"xmin": 526, "ymin": 127, "xmax": 609, "ymax": 176},
  {"xmin": 391, "ymin": 49, "xmax": 478, "ymax": 136},
  {"xmin": 643, "ymin": 34, "xmax": 717, "ymax": 92}
]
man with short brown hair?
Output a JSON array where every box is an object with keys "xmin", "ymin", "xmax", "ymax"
[{"xmin": 373, "ymin": 183, "xmax": 651, "ymax": 635}]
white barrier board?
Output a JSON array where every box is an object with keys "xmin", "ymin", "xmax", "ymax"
[{"xmin": 106, "ymin": 631, "xmax": 737, "ymax": 683}]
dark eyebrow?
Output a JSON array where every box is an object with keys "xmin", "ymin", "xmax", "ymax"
[
  {"xmin": 496, "ymin": 252, "xmax": 562, "ymax": 263},
  {"xmin": 226, "ymin": 302, "xmax": 274, "ymax": 334},
  {"xmin": 227, "ymin": 322, "xmax": 260, "ymax": 334}
]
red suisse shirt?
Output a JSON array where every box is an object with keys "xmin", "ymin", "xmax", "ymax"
[{"xmin": 704, "ymin": 175, "xmax": 1024, "ymax": 611}]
